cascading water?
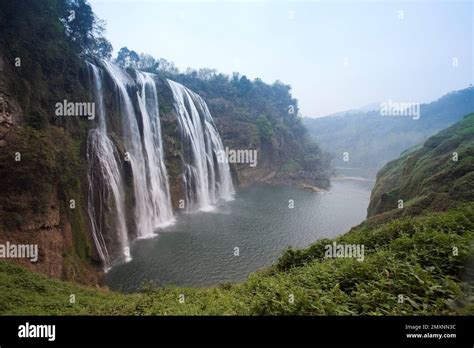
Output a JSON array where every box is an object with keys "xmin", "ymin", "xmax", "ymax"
[
  {"xmin": 87, "ymin": 61, "xmax": 232, "ymax": 270},
  {"xmin": 102, "ymin": 61, "xmax": 160, "ymax": 239},
  {"xmin": 87, "ymin": 61, "xmax": 175, "ymax": 269},
  {"xmin": 167, "ymin": 79, "xmax": 234, "ymax": 211},
  {"xmin": 87, "ymin": 63, "xmax": 131, "ymax": 269},
  {"xmin": 136, "ymin": 70, "xmax": 175, "ymax": 228}
]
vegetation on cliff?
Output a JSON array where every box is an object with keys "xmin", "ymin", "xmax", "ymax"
[
  {"xmin": 0, "ymin": 0, "xmax": 113, "ymax": 282},
  {"xmin": 0, "ymin": 0, "xmax": 111, "ymax": 131},
  {"xmin": 368, "ymin": 113, "xmax": 474, "ymax": 217}
]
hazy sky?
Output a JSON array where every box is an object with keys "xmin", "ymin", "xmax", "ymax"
[{"xmin": 90, "ymin": 0, "xmax": 473, "ymax": 117}]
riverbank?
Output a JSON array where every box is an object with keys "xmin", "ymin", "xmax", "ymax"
[{"xmin": 1, "ymin": 202, "xmax": 472, "ymax": 315}]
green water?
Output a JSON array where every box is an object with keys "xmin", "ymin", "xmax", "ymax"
[{"xmin": 106, "ymin": 179, "xmax": 373, "ymax": 291}]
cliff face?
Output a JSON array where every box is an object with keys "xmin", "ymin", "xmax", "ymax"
[
  {"xmin": 211, "ymin": 106, "xmax": 329, "ymax": 190},
  {"xmin": 367, "ymin": 113, "xmax": 474, "ymax": 219},
  {"xmin": 0, "ymin": 186, "xmax": 102, "ymax": 284},
  {"xmin": 0, "ymin": 67, "xmax": 103, "ymax": 284}
]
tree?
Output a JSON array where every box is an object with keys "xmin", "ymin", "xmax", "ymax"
[
  {"xmin": 137, "ymin": 53, "xmax": 158, "ymax": 71},
  {"xmin": 115, "ymin": 46, "xmax": 139, "ymax": 68},
  {"xmin": 256, "ymin": 115, "xmax": 273, "ymax": 140},
  {"xmin": 88, "ymin": 36, "xmax": 113, "ymax": 59},
  {"xmin": 185, "ymin": 68, "xmax": 198, "ymax": 78},
  {"xmin": 156, "ymin": 58, "xmax": 179, "ymax": 74},
  {"xmin": 129, "ymin": 50, "xmax": 139, "ymax": 64},
  {"xmin": 197, "ymin": 68, "xmax": 217, "ymax": 80},
  {"xmin": 62, "ymin": 0, "xmax": 113, "ymax": 59},
  {"xmin": 116, "ymin": 47, "xmax": 130, "ymax": 66},
  {"xmin": 238, "ymin": 75, "xmax": 252, "ymax": 96}
]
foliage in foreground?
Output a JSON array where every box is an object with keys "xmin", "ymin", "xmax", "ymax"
[{"xmin": 1, "ymin": 203, "xmax": 473, "ymax": 315}]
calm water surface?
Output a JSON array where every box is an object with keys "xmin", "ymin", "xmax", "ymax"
[{"xmin": 106, "ymin": 179, "xmax": 373, "ymax": 291}]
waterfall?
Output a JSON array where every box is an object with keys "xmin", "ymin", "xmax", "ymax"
[
  {"xmin": 136, "ymin": 70, "xmax": 175, "ymax": 228},
  {"xmin": 101, "ymin": 61, "xmax": 176, "ymax": 236},
  {"xmin": 167, "ymin": 79, "xmax": 234, "ymax": 211},
  {"xmin": 87, "ymin": 61, "xmax": 176, "ymax": 269},
  {"xmin": 87, "ymin": 63, "xmax": 131, "ymax": 269},
  {"xmin": 86, "ymin": 61, "xmax": 232, "ymax": 269},
  {"xmin": 102, "ymin": 61, "xmax": 159, "ymax": 239}
]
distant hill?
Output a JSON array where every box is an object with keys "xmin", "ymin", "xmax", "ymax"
[
  {"xmin": 321, "ymin": 102, "xmax": 380, "ymax": 118},
  {"xmin": 304, "ymin": 87, "xmax": 474, "ymax": 177}
]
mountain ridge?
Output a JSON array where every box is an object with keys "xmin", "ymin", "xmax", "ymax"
[{"xmin": 304, "ymin": 87, "xmax": 474, "ymax": 176}]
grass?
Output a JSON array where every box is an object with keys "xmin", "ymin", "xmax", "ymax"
[
  {"xmin": 1, "ymin": 203, "xmax": 472, "ymax": 315},
  {"xmin": 368, "ymin": 113, "xmax": 474, "ymax": 217}
]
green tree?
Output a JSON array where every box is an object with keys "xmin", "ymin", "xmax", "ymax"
[
  {"xmin": 256, "ymin": 115, "xmax": 273, "ymax": 140},
  {"xmin": 62, "ymin": 0, "xmax": 113, "ymax": 58},
  {"xmin": 115, "ymin": 46, "xmax": 140, "ymax": 68},
  {"xmin": 116, "ymin": 47, "xmax": 130, "ymax": 65},
  {"xmin": 237, "ymin": 75, "xmax": 252, "ymax": 96}
]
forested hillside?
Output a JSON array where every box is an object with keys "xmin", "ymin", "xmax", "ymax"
[
  {"xmin": 368, "ymin": 113, "xmax": 474, "ymax": 218},
  {"xmin": 304, "ymin": 88, "xmax": 474, "ymax": 176}
]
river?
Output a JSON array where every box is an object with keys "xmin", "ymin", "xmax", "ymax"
[{"xmin": 106, "ymin": 178, "xmax": 374, "ymax": 291}]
